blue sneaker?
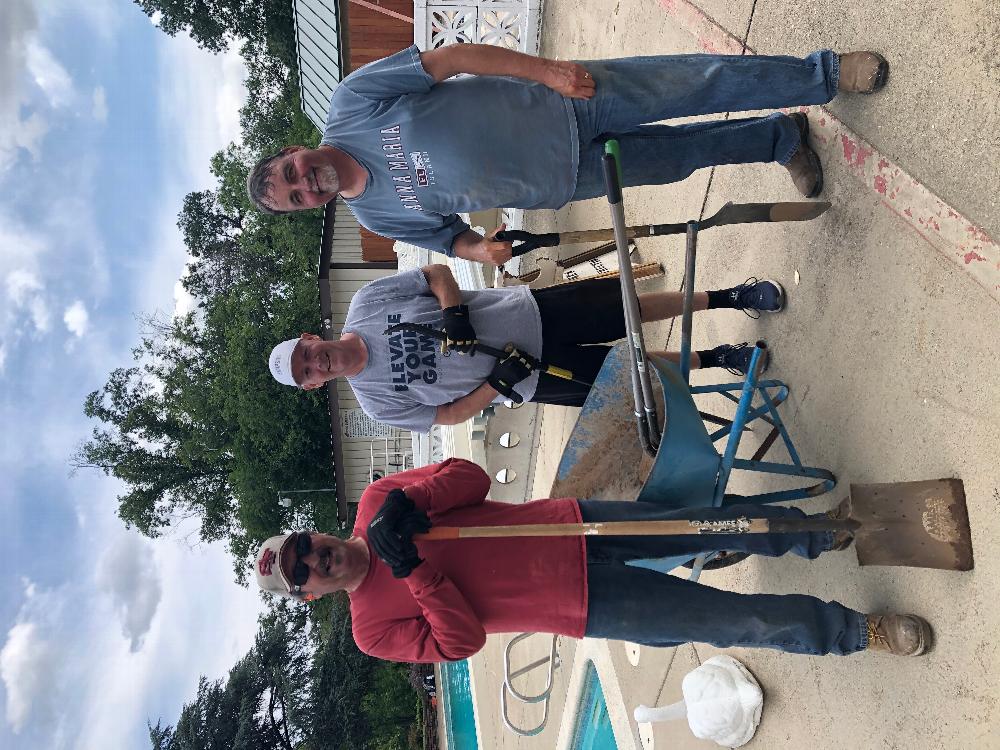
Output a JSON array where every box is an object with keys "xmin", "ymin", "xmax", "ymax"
[
  {"xmin": 712, "ymin": 342, "xmax": 770, "ymax": 377},
  {"xmin": 730, "ymin": 277, "xmax": 785, "ymax": 319}
]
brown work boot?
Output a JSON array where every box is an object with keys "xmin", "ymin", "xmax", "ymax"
[
  {"xmin": 837, "ymin": 52, "xmax": 890, "ymax": 94},
  {"xmin": 865, "ymin": 614, "xmax": 932, "ymax": 656},
  {"xmin": 825, "ymin": 496, "xmax": 854, "ymax": 550},
  {"xmin": 783, "ymin": 113, "xmax": 823, "ymax": 198}
]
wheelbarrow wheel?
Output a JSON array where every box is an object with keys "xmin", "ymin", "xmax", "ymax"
[{"xmin": 681, "ymin": 551, "xmax": 750, "ymax": 571}]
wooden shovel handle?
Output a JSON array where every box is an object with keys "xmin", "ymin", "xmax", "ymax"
[
  {"xmin": 414, "ymin": 518, "xmax": 774, "ymax": 540},
  {"xmin": 413, "ymin": 518, "xmax": 860, "ymax": 541}
]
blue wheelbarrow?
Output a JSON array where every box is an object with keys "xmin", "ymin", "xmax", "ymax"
[{"xmin": 548, "ymin": 140, "xmax": 837, "ymax": 579}]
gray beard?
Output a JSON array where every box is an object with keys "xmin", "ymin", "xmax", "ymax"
[{"xmin": 315, "ymin": 164, "xmax": 340, "ymax": 195}]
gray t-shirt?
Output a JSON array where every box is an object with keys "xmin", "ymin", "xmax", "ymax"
[
  {"xmin": 323, "ymin": 45, "xmax": 579, "ymax": 255},
  {"xmin": 344, "ymin": 268, "xmax": 543, "ymax": 432}
]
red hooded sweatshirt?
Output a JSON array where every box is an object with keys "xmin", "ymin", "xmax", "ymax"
[{"xmin": 349, "ymin": 458, "xmax": 586, "ymax": 663}]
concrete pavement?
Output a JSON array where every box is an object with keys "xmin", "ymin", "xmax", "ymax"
[{"xmin": 468, "ymin": 3, "xmax": 999, "ymax": 749}]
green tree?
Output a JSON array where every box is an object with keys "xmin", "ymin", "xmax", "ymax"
[
  {"xmin": 362, "ymin": 663, "xmax": 421, "ymax": 750},
  {"xmin": 150, "ymin": 600, "xmax": 424, "ymax": 750},
  {"xmin": 133, "ymin": 0, "xmax": 298, "ymax": 66},
  {"xmin": 77, "ymin": 58, "xmax": 334, "ymax": 577}
]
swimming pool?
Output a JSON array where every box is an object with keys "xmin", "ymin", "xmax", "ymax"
[
  {"xmin": 571, "ymin": 661, "xmax": 620, "ymax": 750},
  {"xmin": 439, "ymin": 659, "xmax": 480, "ymax": 750}
]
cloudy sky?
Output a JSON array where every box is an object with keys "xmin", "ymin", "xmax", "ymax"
[{"xmin": 0, "ymin": 1, "xmax": 268, "ymax": 747}]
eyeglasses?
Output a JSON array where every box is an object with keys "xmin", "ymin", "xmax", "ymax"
[{"xmin": 290, "ymin": 532, "xmax": 312, "ymax": 589}]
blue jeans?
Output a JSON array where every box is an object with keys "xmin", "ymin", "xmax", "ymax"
[
  {"xmin": 570, "ymin": 50, "xmax": 840, "ymax": 200},
  {"xmin": 580, "ymin": 500, "xmax": 868, "ymax": 656}
]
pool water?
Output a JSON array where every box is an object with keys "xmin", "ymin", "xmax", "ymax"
[
  {"xmin": 439, "ymin": 659, "xmax": 479, "ymax": 750},
  {"xmin": 571, "ymin": 662, "xmax": 620, "ymax": 750}
]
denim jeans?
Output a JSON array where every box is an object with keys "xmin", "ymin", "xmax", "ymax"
[
  {"xmin": 570, "ymin": 50, "xmax": 840, "ymax": 201},
  {"xmin": 580, "ymin": 500, "xmax": 868, "ymax": 656}
]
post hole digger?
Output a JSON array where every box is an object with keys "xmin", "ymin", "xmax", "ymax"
[{"xmin": 495, "ymin": 200, "xmax": 832, "ymax": 257}]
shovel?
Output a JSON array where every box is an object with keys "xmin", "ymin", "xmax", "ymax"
[
  {"xmin": 496, "ymin": 201, "xmax": 832, "ymax": 256},
  {"xmin": 415, "ymin": 478, "xmax": 974, "ymax": 571}
]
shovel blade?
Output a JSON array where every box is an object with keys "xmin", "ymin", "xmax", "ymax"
[
  {"xmin": 706, "ymin": 201, "xmax": 832, "ymax": 228},
  {"xmin": 851, "ymin": 478, "xmax": 974, "ymax": 570}
]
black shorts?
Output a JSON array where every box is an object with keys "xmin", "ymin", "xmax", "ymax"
[{"xmin": 529, "ymin": 276, "xmax": 627, "ymax": 407}]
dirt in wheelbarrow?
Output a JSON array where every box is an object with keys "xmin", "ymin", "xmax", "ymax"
[{"xmin": 549, "ymin": 416, "xmax": 657, "ymax": 501}]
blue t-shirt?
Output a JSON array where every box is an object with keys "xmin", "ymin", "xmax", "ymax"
[
  {"xmin": 323, "ymin": 45, "xmax": 579, "ymax": 255},
  {"xmin": 343, "ymin": 268, "xmax": 543, "ymax": 433}
]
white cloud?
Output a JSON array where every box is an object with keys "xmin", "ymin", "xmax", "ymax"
[
  {"xmin": 4, "ymin": 269, "xmax": 42, "ymax": 304},
  {"xmin": 0, "ymin": 1, "xmax": 110, "ymax": 171},
  {"xmin": 26, "ymin": 41, "xmax": 73, "ymax": 108},
  {"xmin": 174, "ymin": 276, "xmax": 196, "ymax": 318},
  {"xmin": 3, "ymin": 269, "xmax": 49, "ymax": 335},
  {"xmin": 78, "ymin": 533, "xmax": 266, "ymax": 750},
  {"xmin": 0, "ymin": 513, "xmax": 266, "ymax": 749},
  {"xmin": 0, "ymin": 0, "xmax": 40, "ymax": 171},
  {"xmin": 28, "ymin": 297, "xmax": 50, "ymax": 333},
  {"xmin": 157, "ymin": 37, "xmax": 247, "ymax": 174},
  {"xmin": 137, "ymin": 37, "xmax": 249, "ymax": 319},
  {"xmin": 97, "ymin": 535, "xmax": 162, "ymax": 652},
  {"xmin": 4, "ymin": 112, "xmax": 49, "ymax": 165},
  {"xmin": 63, "ymin": 300, "xmax": 89, "ymax": 337},
  {"xmin": 0, "ymin": 1, "xmax": 38, "ymax": 102},
  {"xmin": 0, "ymin": 189, "xmax": 107, "ymax": 382},
  {"xmin": 0, "ymin": 622, "xmax": 59, "ymax": 733},
  {"xmin": 91, "ymin": 86, "xmax": 107, "ymax": 122}
]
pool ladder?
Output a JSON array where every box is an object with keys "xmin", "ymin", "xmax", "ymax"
[{"xmin": 500, "ymin": 633, "xmax": 561, "ymax": 737}]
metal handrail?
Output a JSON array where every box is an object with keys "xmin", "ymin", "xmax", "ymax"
[
  {"xmin": 368, "ymin": 434, "xmax": 413, "ymax": 482},
  {"xmin": 500, "ymin": 633, "xmax": 560, "ymax": 737}
]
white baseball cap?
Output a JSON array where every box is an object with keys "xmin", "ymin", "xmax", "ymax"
[
  {"xmin": 254, "ymin": 532, "xmax": 298, "ymax": 598},
  {"xmin": 269, "ymin": 338, "xmax": 300, "ymax": 387}
]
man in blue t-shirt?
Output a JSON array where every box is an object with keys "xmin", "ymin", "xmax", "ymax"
[{"xmin": 246, "ymin": 44, "xmax": 887, "ymax": 264}]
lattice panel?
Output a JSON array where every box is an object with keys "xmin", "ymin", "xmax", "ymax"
[
  {"xmin": 429, "ymin": 8, "xmax": 477, "ymax": 46},
  {"xmin": 424, "ymin": 3, "xmax": 529, "ymax": 50},
  {"xmin": 480, "ymin": 10, "xmax": 522, "ymax": 48}
]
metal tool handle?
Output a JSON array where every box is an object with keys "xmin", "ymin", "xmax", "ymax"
[
  {"xmin": 603, "ymin": 141, "xmax": 660, "ymax": 456},
  {"xmin": 679, "ymin": 221, "xmax": 698, "ymax": 383}
]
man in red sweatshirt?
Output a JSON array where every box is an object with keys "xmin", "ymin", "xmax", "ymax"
[{"xmin": 254, "ymin": 458, "xmax": 931, "ymax": 661}]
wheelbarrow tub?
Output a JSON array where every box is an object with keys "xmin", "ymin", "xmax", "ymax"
[{"xmin": 549, "ymin": 342, "xmax": 721, "ymax": 507}]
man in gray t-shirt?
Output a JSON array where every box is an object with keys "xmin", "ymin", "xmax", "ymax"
[
  {"xmin": 245, "ymin": 43, "xmax": 888, "ymax": 264},
  {"xmin": 267, "ymin": 267, "xmax": 791, "ymax": 433}
]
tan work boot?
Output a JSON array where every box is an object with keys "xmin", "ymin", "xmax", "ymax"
[
  {"xmin": 865, "ymin": 614, "xmax": 932, "ymax": 656},
  {"xmin": 825, "ymin": 496, "xmax": 854, "ymax": 551},
  {"xmin": 838, "ymin": 52, "xmax": 890, "ymax": 94},
  {"xmin": 783, "ymin": 112, "xmax": 823, "ymax": 198}
]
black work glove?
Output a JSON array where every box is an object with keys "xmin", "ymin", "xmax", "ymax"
[
  {"xmin": 396, "ymin": 507, "xmax": 432, "ymax": 541},
  {"xmin": 442, "ymin": 304, "xmax": 477, "ymax": 355},
  {"xmin": 487, "ymin": 345, "xmax": 537, "ymax": 401},
  {"xmin": 368, "ymin": 489, "xmax": 427, "ymax": 568},
  {"xmin": 390, "ymin": 538, "xmax": 424, "ymax": 579}
]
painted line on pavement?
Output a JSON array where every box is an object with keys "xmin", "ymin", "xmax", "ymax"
[{"xmin": 658, "ymin": 0, "xmax": 1000, "ymax": 302}]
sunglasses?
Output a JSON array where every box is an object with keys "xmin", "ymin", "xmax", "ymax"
[{"xmin": 290, "ymin": 532, "xmax": 312, "ymax": 590}]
